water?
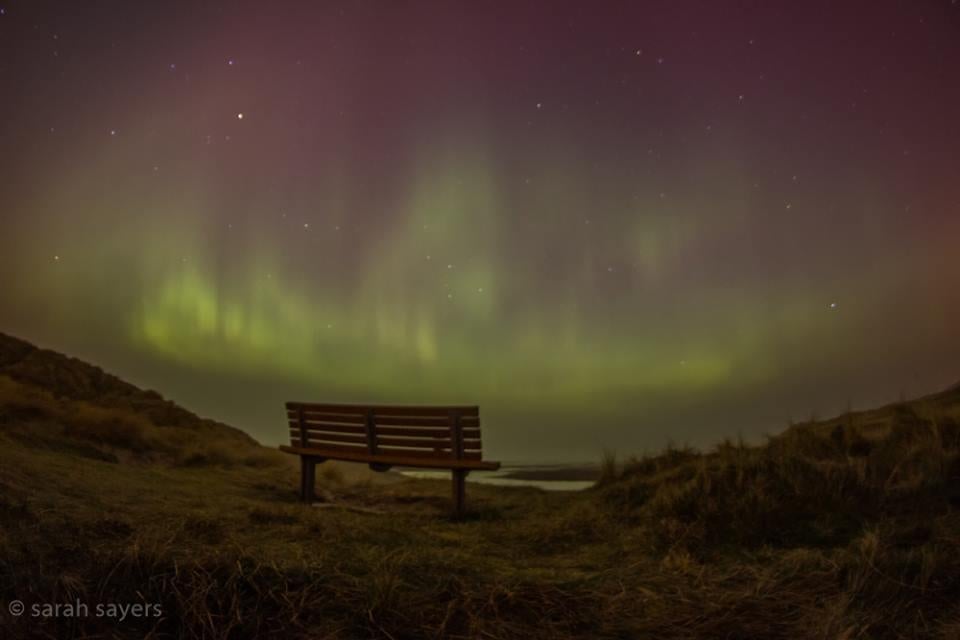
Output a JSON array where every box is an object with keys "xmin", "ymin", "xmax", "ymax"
[{"xmin": 398, "ymin": 464, "xmax": 597, "ymax": 492}]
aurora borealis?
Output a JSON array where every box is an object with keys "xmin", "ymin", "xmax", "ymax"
[{"xmin": 1, "ymin": 1, "xmax": 958, "ymax": 460}]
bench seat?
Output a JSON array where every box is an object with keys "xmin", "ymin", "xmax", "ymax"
[
  {"xmin": 279, "ymin": 402, "xmax": 500, "ymax": 515},
  {"xmin": 278, "ymin": 445, "xmax": 500, "ymax": 471}
]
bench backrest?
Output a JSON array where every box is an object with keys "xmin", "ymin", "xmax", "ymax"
[{"xmin": 286, "ymin": 402, "xmax": 483, "ymax": 461}]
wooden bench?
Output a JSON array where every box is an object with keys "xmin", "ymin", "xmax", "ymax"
[{"xmin": 279, "ymin": 402, "xmax": 500, "ymax": 516}]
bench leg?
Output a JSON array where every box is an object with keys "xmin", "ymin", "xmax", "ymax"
[
  {"xmin": 452, "ymin": 469, "xmax": 467, "ymax": 517},
  {"xmin": 300, "ymin": 456, "xmax": 317, "ymax": 502}
]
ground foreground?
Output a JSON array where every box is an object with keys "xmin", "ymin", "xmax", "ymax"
[{"xmin": 1, "ymin": 333, "xmax": 960, "ymax": 639}]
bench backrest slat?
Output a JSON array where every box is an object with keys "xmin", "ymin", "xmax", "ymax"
[
  {"xmin": 289, "ymin": 402, "xmax": 479, "ymax": 418},
  {"xmin": 286, "ymin": 402, "xmax": 482, "ymax": 462}
]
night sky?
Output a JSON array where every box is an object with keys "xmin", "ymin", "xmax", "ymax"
[{"xmin": 1, "ymin": 1, "xmax": 958, "ymax": 461}]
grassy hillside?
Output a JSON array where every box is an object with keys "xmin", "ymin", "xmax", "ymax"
[{"xmin": 1, "ymin": 333, "xmax": 959, "ymax": 639}]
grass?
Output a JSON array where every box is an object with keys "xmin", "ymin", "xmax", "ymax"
[
  {"xmin": 2, "ymin": 400, "xmax": 959, "ymax": 638},
  {"xmin": 1, "ymin": 334, "xmax": 960, "ymax": 638},
  {"xmin": 0, "ymin": 374, "xmax": 279, "ymax": 469}
]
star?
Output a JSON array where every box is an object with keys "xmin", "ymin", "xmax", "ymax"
[
  {"xmin": 237, "ymin": 113, "xmax": 244, "ymax": 120},
  {"xmin": 536, "ymin": 102, "xmax": 542, "ymax": 109},
  {"xmin": 110, "ymin": 129, "xmax": 116, "ymax": 136},
  {"xmin": 53, "ymin": 255, "xmax": 59, "ymax": 261},
  {"xmin": 829, "ymin": 302, "xmax": 838, "ymax": 309}
]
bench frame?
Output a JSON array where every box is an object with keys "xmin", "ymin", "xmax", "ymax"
[{"xmin": 279, "ymin": 402, "xmax": 499, "ymax": 516}]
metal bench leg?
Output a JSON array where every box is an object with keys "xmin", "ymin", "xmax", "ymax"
[
  {"xmin": 300, "ymin": 456, "xmax": 317, "ymax": 502},
  {"xmin": 452, "ymin": 469, "xmax": 467, "ymax": 517}
]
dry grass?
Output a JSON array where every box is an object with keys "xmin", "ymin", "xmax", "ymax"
[
  {"xmin": 1, "ymin": 333, "xmax": 959, "ymax": 638},
  {"xmin": 0, "ymin": 375, "xmax": 284, "ymax": 468}
]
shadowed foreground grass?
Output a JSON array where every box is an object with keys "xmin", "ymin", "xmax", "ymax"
[
  {"xmin": 1, "ymin": 335, "xmax": 960, "ymax": 638},
  {"xmin": 2, "ymin": 403, "xmax": 959, "ymax": 638}
]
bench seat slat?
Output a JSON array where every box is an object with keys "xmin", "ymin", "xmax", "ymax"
[
  {"xmin": 292, "ymin": 433, "xmax": 482, "ymax": 453},
  {"xmin": 280, "ymin": 445, "xmax": 496, "ymax": 469},
  {"xmin": 290, "ymin": 429, "xmax": 481, "ymax": 453},
  {"xmin": 289, "ymin": 438, "xmax": 482, "ymax": 458}
]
